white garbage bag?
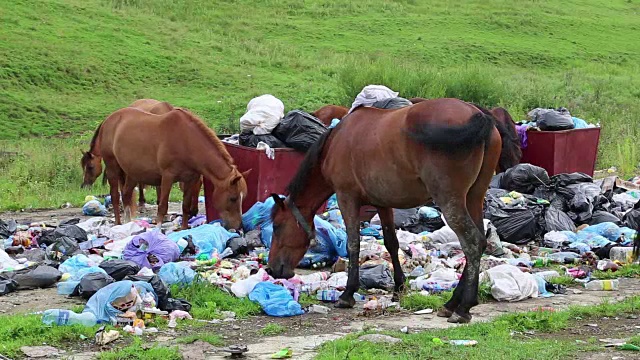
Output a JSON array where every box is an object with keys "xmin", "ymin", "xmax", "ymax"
[
  {"xmin": 484, "ymin": 264, "xmax": 539, "ymax": 302},
  {"xmin": 239, "ymin": 94, "xmax": 285, "ymax": 135},
  {"xmin": 348, "ymin": 85, "xmax": 399, "ymax": 114}
]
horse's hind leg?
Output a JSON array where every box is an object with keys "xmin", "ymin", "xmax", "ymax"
[
  {"xmin": 122, "ymin": 177, "xmax": 137, "ymax": 223},
  {"xmin": 335, "ymin": 194, "xmax": 362, "ymax": 309},
  {"xmin": 156, "ymin": 174, "xmax": 175, "ymax": 226},
  {"xmin": 377, "ymin": 207, "xmax": 406, "ymax": 301},
  {"xmin": 138, "ymin": 183, "xmax": 146, "ymax": 208}
]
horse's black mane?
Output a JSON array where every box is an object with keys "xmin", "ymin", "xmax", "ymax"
[{"xmin": 286, "ymin": 127, "xmax": 335, "ymax": 202}]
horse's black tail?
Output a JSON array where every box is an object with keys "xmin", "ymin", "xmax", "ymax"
[
  {"xmin": 409, "ymin": 110, "xmax": 496, "ymax": 154},
  {"xmin": 492, "ymin": 108, "xmax": 522, "ymax": 172}
]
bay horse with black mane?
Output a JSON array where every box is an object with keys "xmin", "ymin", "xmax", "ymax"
[
  {"xmin": 97, "ymin": 107, "xmax": 250, "ymax": 229},
  {"xmin": 268, "ymin": 98, "xmax": 501, "ymax": 323}
]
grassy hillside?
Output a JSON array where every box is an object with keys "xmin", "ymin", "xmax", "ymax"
[{"xmin": 1, "ymin": 0, "xmax": 639, "ymax": 210}]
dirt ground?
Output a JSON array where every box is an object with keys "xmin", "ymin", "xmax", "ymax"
[{"xmin": 3, "ymin": 205, "xmax": 640, "ymax": 359}]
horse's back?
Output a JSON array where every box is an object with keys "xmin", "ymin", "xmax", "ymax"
[{"xmin": 129, "ymin": 99, "xmax": 162, "ymax": 112}]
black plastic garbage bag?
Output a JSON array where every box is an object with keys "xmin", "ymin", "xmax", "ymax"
[
  {"xmin": 74, "ymin": 272, "xmax": 115, "ymax": 299},
  {"xmin": 124, "ymin": 274, "xmax": 169, "ymax": 310},
  {"xmin": 359, "ymin": 263, "xmax": 394, "ymax": 290},
  {"xmin": 165, "ymin": 298, "xmax": 192, "ymax": 313},
  {"xmin": 501, "ymin": 164, "xmax": 550, "ymax": 194},
  {"xmin": 0, "ymin": 219, "xmax": 17, "ymax": 239},
  {"xmin": 589, "ymin": 210, "xmax": 621, "ymax": 225},
  {"xmin": 45, "ymin": 237, "xmax": 82, "ymax": 264},
  {"xmin": 489, "ymin": 208, "xmax": 541, "ymax": 244},
  {"xmin": 239, "ymin": 132, "xmax": 287, "ymax": 148},
  {"xmin": 272, "ymin": 110, "xmax": 327, "ymax": 152},
  {"xmin": 227, "ymin": 237, "xmax": 248, "ymax": 257},
  {"xmin": 371, "ymin": 97, "xmax": 412, "ymax": 110},
  {"xmin": 545, "ymin": 207, "xmax": 576, "ymax": 232},
  {"xmin": 40, "ymin": 224, "xmax": 88, "ymax": 246},
  {"xmin": 0, "ymin": 279, "xmax": 18, "ymax": 296},
  {"xmin": 623, "ymin": 201, "xmax": 640, "ymax": 229},
  {"xmin": 21, "ymin": 248, "xmax": 46, "ymax": 263},
  {"xmin": 99, "ymin": 259, "xmax": 141, "ymax": 281},
  {"xmin": 551, "ymin": 173, "xmax": 593, "ymax": 188},
  {"xmin": 490, "ymin": 173, "xmax": 504, "ymax": 189},
  {"xmin": 529, "ymin": 107, "xmax": 574, "ymax": 131},
  {"xmin": 3, "ymin": 265, "xmax": 62, "ymax": 289},
  {"xmin": 568, "ymin": 192, "xmax": 593, "ymax": 224}
]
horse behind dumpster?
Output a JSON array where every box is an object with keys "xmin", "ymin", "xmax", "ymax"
[
  {"xmin": 268, "ymin": 98, "xmax": 501, "ymax": 323},
  {"xmin": 98, "ymin": 107, "xmax": 249, "ymax": 229},
  {"xmin": 409, "ymin": 97, "xmax": 521, "ymax": 173},
  {"xmin": 312, "ymin": 105, "xmax": 349, "ymax": 127}
]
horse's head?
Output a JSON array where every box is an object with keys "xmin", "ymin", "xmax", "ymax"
[
  {"xmin": 267, "ymin": 194, "xmax": 315, "ymax": 279},
  {"xmin": 80, "ymin": 151, "xmax": 102, "ymax": 188},
  {"xmin": 212, "ymin": 167, "xmax": 250, "ymax": 230}
]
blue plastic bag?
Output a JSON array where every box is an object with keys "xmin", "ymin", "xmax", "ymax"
[
  {"xmin": 242, "ymin": 196, "xmax": 283, "ymax": 231},
  {"xmin": 59, "ymin": 255, "xmax": 107, "ymax": 281},
  {"xmin": 83, "ymin": 200, "xmax": 107, "ymax": 216},
  {"xmin": 327, "ymin": 194, "xmax": 339, "ymax": 210},
  {"xmin": 248, "ymin": 282, "xmax": 303, "ymax": 317},
  {"xmin": 158, "ymin": 262, "xmax": 196, "ymax": 286},
  {"xmin": 418, "ymin": 206, "xmax": 440, "ymax": 219},
  {"xmin": 314, "ymin": 216, "xmax": 347, "ymax": 257},
  {"xmin": 83, "ymin": 280, "xmax": 156, "ymax": 324},
  {"xmin": 260, "ymin": 223, "xmax": 274, "ymax": 249},
  {"xmin": 568, "ymin": 241, "xmax": 591, "ymax": 254},
  {"xmin": 329, "ymin": 118, "xmax": 341, "ymax": 129},
  {"xmin": 574, "ymin": 231, "xmax": 612, "ymax": 248},
  {"xmin": 561, "ymin": 231, "xmax": 578, "ymax": 243},
  {"xmin": 581, "ymin": 222, "xmax": 622, "ymax": 242},
  {"xmin": 620, "ymin": 227, "xmax": 637, "ymax": 246},
  {"xmin": 572, "ymin": 117, "xmax": 588, "ymax": 129},
  {"xmin": 321, "ymin": 209, "xmax": 345, "ymax": 229},
  {"xmin": 167, "ymin": 224, "xmax": 238, "ymax": 258}
]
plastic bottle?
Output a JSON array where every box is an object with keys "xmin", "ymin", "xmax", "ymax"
[
  {"xmin": 42, "ymin": 309, "xmax": 97, "ymax": 326},
  {"xmin": 583, "ymin": 279, "xmax": 619, "ymax": 291},
  {"xmin": 532, "ymin": 257, "xmax": 549, "ymax": 268},
  {"xmin": 316, "ymin": 290, "xmax": 364, "ymax": 302}
]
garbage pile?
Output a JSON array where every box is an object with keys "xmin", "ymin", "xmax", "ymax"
[
  {"xmin": 232, "ymin": 94, "xmax": 327, "ymax": 152},
  {"xmin": 1, "ymin": 163, "xmax": 639, "ymax": 326}
]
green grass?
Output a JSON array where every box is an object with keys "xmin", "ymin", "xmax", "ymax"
[
  {"xmin": 98, "ymin": 338, "xmax": 181, "ymax": 360},
  {"xmin": 0, "ymin": 314, "xmax": 99, "ymax": 358},
  {"xmin": 298, "ymin": 293, "xmax": 320, "ymax": 307},
  {"xmin": 259, "ymin": 323, "xmax": 286, "ymax": 336},
  {"xmin": 400, "ymin": 291, "xmax": 453, "ymax": 311},
  {"xmin": 176, "ymin": 333, "xmax": 224, "ymax": 346},
  {"xmin": 548, "ymin": 275, "xmax": 575, "ymax": 286},
  {"xmin": 170, "ymin": 281, "xmax": 261, "ymax": 320},
  {"xmin": 1, "ymin": 0, "xmax": 640, "ymax": 210},
  {"xmin": 316, "ymin": 296, "xmax": 640, "ymax": 360},
  {"xmin": 592, "ymin": 264, "xmax": 640, "ymax": 280}
]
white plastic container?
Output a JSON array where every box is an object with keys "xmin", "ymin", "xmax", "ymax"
[{"xmin": 609, "ymin": 247, "xmax": 634, "ymax": 264}]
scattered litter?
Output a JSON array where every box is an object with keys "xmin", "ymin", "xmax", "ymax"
[
  {"xmin": 95, "ymin": 326, "xmax": 121, "ymax": 346},
  {"xmin": 414, "ymin": 308, "xmax": 434, "ymax": 315},
  {"xmin": 449, "ymin": 340, "xmax": 478, "ymax": 346}
]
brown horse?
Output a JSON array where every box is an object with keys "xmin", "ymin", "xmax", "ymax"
[
  {"xmin": 268, "ymin": 98, "xmax": 501, "ymax": 323},
  {"xmin": 98, "ymin": 107, "xmax": 250, "ymax": 229},
  {"xmin": 82, "ymin": 99, "xmax": 201, "ymax": 216},
  {"xmin": 409, "ymin": 97, "xmax": 521, "ymax": 173},
  {"xmin": 311, "ymin": 105, "xmax": 349, "ymax": 127}
]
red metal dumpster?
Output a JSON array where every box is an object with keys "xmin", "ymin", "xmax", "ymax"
[
  {"xmin": 204, "ymin": 139, "xmax": 377, "ymax": 223},
  {"xmin": 520, "ymin": 128, "xmax": 601, "ymax": 176},
  {"xmin": 204, "ymin": 141, "xmax": 307, "ymax": 222}
]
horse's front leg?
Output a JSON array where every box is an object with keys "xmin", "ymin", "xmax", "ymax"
[{"xmin": 335, "ymin": 194, "xmax": 361, "ymax": 308}]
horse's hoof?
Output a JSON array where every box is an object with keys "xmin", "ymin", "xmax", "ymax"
[
  {"xmin": 334, "ymin": 297, "xmax": 355, "ymax": 309},
  {"xmin": 436, "ymin": 308, "xmax": 454, "ymax": 318},
  {"xmin": 447, "ymin": 312, "xmax": 471, "ymax": 324},
  {"xmin": 392, "ymin": 292, "xmax": 401, "ymax": 302}
]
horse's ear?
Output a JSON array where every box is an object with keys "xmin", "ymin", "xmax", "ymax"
[
  {"xmin": 271, "ymin": 194, "xmax": 285, "ymax": 209},
  {"xmin": 242, "ymin": 169, "xmax": 253, "ymax": 178},
  {"xmin": 230, "ymin": 174, "xmax": 242, "ymax": 186}
]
